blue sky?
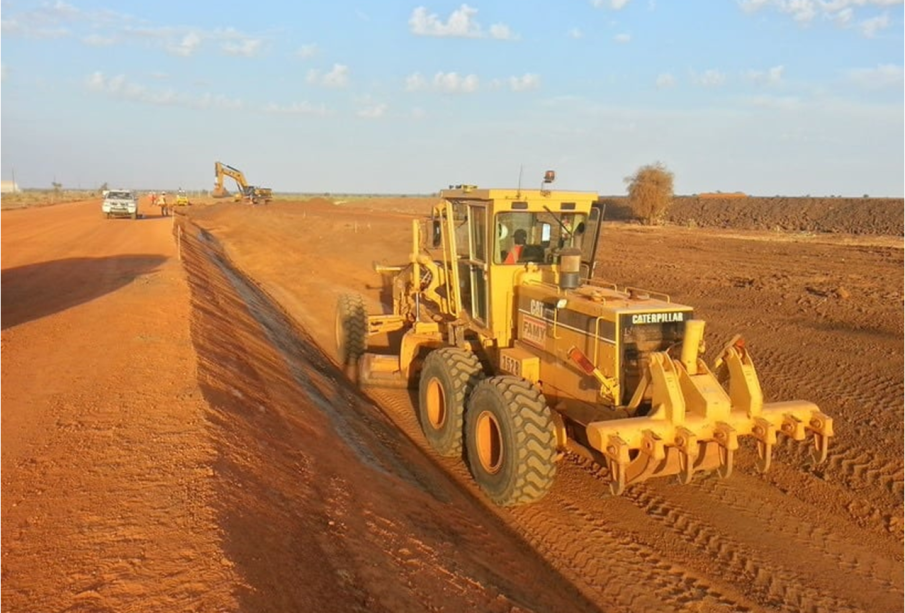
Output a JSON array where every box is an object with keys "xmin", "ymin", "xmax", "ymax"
[{"xmin": 1, "ymin": 0, "xmax": 903, "ymax": 196}]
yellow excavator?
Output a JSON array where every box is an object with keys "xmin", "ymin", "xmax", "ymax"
[
  {"xmin": 335, "ymin": 171, "xmax": 833, "ymax": 506},
  {"xmin": 212, "ymin": 161, "xmax": 272, "ymax": 204}
]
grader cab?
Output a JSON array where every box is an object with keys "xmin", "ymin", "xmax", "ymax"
[{"xmin": 335, "ymin": 174, "xmax": 833, "ymax": 506}]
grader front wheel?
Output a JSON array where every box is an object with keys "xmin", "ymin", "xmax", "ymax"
[
  {"xmin": 464, "ymin": 376, "xmax": 557, "ymax": 506},
  {"xmin": 417, "ymin": 348, "xmax": 483, "ymax": 458},
  {"xmin": 335, "ymin": 293, "xmax": 368, "ymax": 366}
]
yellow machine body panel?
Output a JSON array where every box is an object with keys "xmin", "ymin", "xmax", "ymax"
[{"xmin": 514, "ymin": 283, "xmax": 693, "ymax": 411}]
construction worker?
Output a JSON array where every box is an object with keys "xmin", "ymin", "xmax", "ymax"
[
  {"xmin": 504, "ymin": 229, "xmax": 527, "ymax": 264},
  {"xmin": 156, "ymin": 191, "xmax": 168, "ymax": 217}
]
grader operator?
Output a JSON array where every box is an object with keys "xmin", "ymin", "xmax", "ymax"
[{"xmin": 335, "ymin": 172, "xmax": 833, "ymax": 506}]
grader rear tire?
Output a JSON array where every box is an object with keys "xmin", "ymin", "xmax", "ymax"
[
  {"xmin": 465, "ymin": 376, "xmax": 557, "ymax": 506},
  {"xmin": 335, "ymin": 293, "xmax": 368, "ymax": 366},
  {"xmin": 418, "ymin": 348, "xmax": 484, "ymax": 458}
]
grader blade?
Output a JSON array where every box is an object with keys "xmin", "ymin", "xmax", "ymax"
[{"xmin": 585, "ymin": 324, "xmax": 833, "ymax": 494}]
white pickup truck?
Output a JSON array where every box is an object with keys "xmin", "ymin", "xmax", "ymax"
[{"xmin": 102, "ymin": 189, "xmax": 139, "ymax": 220}]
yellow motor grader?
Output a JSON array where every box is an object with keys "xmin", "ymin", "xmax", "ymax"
[{"xmin": 335, "ymin": 173, "xmax": 833, "ymax": 506}]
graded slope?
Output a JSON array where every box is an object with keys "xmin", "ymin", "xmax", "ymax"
[{"xmin": 187, "ymin": 196, "xmax": 903, "ymax": 613}]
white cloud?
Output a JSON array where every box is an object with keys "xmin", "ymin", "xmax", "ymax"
[
  {"xmin": 656, "ymin": 73, "xmax": 677, "ymax": 88},
  {"xmin": 591, "ymin": 0, "xmax": 633, "ymax": 8},
  {"xmin": 214, "ymin": 28, "xmax": 266, "ymax": 57},
  {"xmin": 820, "ymin": 0, "xmax": 902, "ymax": 9},
  {"xmin": 614, "ymin": 33, "xmax": 631, "ymax": 43},
  {"xmin": 79, "ymin": 23, "xmax": 270, "ymax": 59},
  {"xmin": 357, "ymin": 103, "xmax": 388, "ymax": 119},
  {"xmin": 745, "ymin": 64, "xmax": 785, "ymax": 84},
  {"xmin": 509, "ymin": 73, "xmax": 541, "ymax": 91},
  {"xmin": 307, "ymin": 64, "xmax": 350, "ymax": 88},
  {"xmin": 85, "ymin": 71, "xmax": 244, "ymax": 110},
  {"xmin": 222, "ymin": 38, "xmax": 263, "ymax": 57},
  {"xmin": 324, "ymin": 64, "xmax": 350, "ymax": 87},
  {"xmin": 49, "ymin": 1, "xmax": 80, "ymax": 20},
  {"xmin": 404, "ymin": 71, "xmax": 480, "ymax": 93},
  {"xmin": 693, "ymin": 69, "xmax": 726, "ymax": 87},
  {"xmin": 410, "ymin": 4, "xmax": 479, "ymax": 37},
  {"xmin": 263, "ymin": 101, "xmax": 331, "ymax": 116},
  {"xmin": 787, "ymin": 0, "xmax": 818, "ymax": 22},
  {"xmin": 739, "ymin": 0, "xmax": 816, "ymax": 21},
  {"xmin": 409, "ymin": 4, "xmax": 517, "ymax": 39},
  {"xmin": 845, "ymin": 63, "xmax": 904, "ymax": 88},
  {"xmin": 411, "ymin": 107, "xmax": 427, "ymax": 119},
  {"xmin": 433, "ymin": 72, "xmax": 480, "ymax": 93},
  {"xmin": 405, "ymin": 72, "xmax": 428, "ymax": 91},
  {"xmin": 858, "ymin": 13, "xmax": 890, "ymax": 36},
  {"xmin": 740, "ymin": 0, "xmax": 900, "ymax": 32},
  {"xmin": 829, "ymin": 7, "xmax": 854, "ymax": 24},
  {"xmin": 0, "ymin": 19, "xmax": 22, "ymax": 35},
  {"xmin": 296, "ymin": 43, "xmax": 319, "ymax": 59},
  {"xmin": 167, "ymin": 31, "xmax": 202, "ymax": 57},
  {"xmin": 416, "ymin": 72, "xmax": 541, "ymax": 94},
  {"xmin": 489, "ymin": 23, "xmax": 517, "ymax": 40},
  {"xmin": 568, "ymin": 27, "xmax": 583, "ymax": 39},
  {"xmin": 1, "ymin": 2, "xmax": 134, "ymax": 39}
]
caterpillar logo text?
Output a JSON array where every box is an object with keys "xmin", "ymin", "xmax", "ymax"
[{"xmin": 631, "ymin": 312, "xmax": 686, "ymax": 325}]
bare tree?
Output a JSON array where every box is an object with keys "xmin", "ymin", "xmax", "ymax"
[{"xmin": 624, "ymin": 162, "xmax": 674, "ymax": 225}]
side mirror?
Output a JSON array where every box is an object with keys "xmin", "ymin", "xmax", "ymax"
[{"xmin": 432, "ymin": 219, "xmax": 442, "ymax": 248}]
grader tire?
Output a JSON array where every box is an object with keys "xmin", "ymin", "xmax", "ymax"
[
  {"xmin": 418, "ymin": 348, "xmax": 484, "ymax": 458},
  {"xmin": 335, "ymin": 293, "xmax": 368, "ymax": 366},
  {"xmin": 465, "ymin": 376, "xmax": 557, "ymax": 506}
]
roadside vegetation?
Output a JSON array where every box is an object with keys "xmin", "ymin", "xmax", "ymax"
[
  {"xmin": 0, "ymin": 189, "xmax": 104, "ymax": 210},
  {"xmin": 625, "ymin": 162, "xmax": 675, "ymax": 225}
]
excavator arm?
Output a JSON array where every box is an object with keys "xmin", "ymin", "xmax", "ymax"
[{"xmin": 215, "ymin": 162, "xmax": 249, "ymax": 191}]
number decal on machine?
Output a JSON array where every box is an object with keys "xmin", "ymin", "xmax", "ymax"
[
  {"xmin": 522, "ymin": 317, "xmax": 546, "ymax": 348},
  {"xmin": 500, "ymin": 353, "xmax": 522, "ymax": 377}
]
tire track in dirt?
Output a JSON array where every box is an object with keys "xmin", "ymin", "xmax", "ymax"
[
  {"xmin": 371, "ymin": 390, "xmax": 760, "ymax": 613},
  {"xmin": 372, "ymin": 386, "xmax": 903, "ymax": 613},
  {"xmin": 749, "ymin": 344, "xmax": 905, "ymax": 509},
  {"xmin": 686, "ymin": 478, "xmax": 904, "ymax": 593},
  {"xmin": 515, "ymin": 498, "xmax": 754, "ymax": 613},
  {"xmin": 624, "ymin": 487, "xmax": 879, "ymax": 613}
]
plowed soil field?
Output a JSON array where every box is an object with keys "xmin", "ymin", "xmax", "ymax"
[{"xmin": 2, "ymin": 195, "xmax": 902, "ymax": 613}]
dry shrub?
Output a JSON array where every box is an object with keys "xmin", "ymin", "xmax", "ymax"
[{"xmin": 624, "ymin": 162, "xmax": 674, "ymax": 225}]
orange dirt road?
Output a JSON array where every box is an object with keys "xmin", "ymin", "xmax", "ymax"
[{"xmin": 2, "ymin": 196, "xmax": 903, "ymax": 613}]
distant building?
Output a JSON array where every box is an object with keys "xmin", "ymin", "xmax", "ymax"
[{"xmin": 0, "ymin": 180, "xmax": 21, "ymax": 194}]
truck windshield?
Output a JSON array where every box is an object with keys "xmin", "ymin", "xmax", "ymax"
[
  {"xmin": 494, "ymin": 211, "xmax": 588, "ymax": 265},
  {"xmin": 107, "ymin": 192, "xmax": 132, "ymax": 200}
]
